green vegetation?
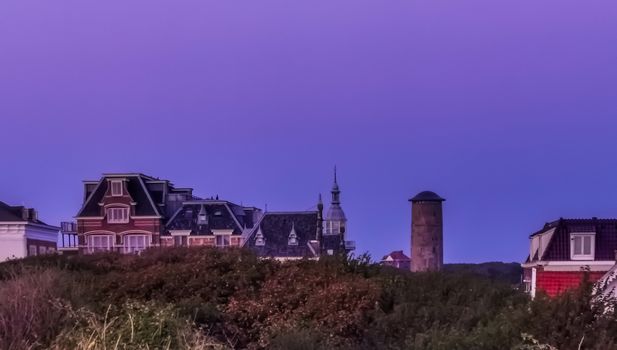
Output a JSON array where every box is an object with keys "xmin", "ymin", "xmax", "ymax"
[
  {"xmin": 0, "ymin": 248, "xmax": 615, "ymax": 349},
  {"xmin": 444, "ymin": 262, "xmax": 523, "ymax": 285}
]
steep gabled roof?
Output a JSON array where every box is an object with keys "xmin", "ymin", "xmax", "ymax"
[
  {"xmin": 382, "ymin": 250, "xmax": 411, "ymax": 262},
  {"xmin": 165, "ymin": 200, "xmax": 250, "ymax": 235},
  {"xmin": 529, "ymin": 218, "xmax": 617, "ymax": 262},
  {"xmin": 76, "ymin": 174, "xmax": 161, "ymax": 218},
  {"xmin": 245, "ymin": 211, "xmax": 318, "ymax": 258}
]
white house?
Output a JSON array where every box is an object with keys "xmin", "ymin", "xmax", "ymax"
[{"xmin": 0, "ymin": 201, "xmax": 59, "ymax": 261}]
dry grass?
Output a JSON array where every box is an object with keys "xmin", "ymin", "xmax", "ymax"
[
  {"xmin": 0, "ymin": 268, "xmax": 71, "ymax": 350},
  {"xmin": 49, "ymin": 302, "xmax": 230, "ymax": 350}
]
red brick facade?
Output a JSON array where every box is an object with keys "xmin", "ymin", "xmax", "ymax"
[
  {"xmin": 77, "ymin": 218, "xmax": 161, "ymax": 253},
  {"xmin": 535, "ymin": 269, "xmax": 606, "ymax": 297}
]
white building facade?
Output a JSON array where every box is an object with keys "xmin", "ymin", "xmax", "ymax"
[{"xmin": 0, "ymin": 202, "xmax": 59, "ymax": 261}]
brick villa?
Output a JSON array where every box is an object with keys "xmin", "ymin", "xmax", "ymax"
[
  {"xmin": 522, "ymin": 218, "xmax": 617, "ymax": 297},
  {"xmin": 75, "ymin": 171, "xmax": 354, "ymax": 259}
]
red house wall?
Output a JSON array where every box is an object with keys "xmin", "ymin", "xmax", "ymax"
[
  {"xmin": 536, "ymin": 270, "xmax": 606, "ymax": 297},
  {"xmin": 77, "ymin": 218, "xmax": 162, "ymax": 251}
]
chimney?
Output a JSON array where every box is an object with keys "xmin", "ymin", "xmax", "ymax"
[
  {"xmin": 29, "ymin": 209, "xmax": 37, "ymax": 222},
  {"xmin": 21, "ymin": 207, "xmax": 29, "ymax": 221}
]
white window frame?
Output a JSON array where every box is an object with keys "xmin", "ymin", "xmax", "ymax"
[
  {"xmin": 215, "ymin": 235, "xmax": 230, "ymax": 248},
  {"xmin": 107, "ymin": 207, "xmax": 129, "ymax": 224},
  {"xmin": 570, "ymin": 232, "xmax": 595, "ymax": 260},
  {"xmin": 88, "ymin": 235, "xmax": 114, "ymax": 253},
  {"xmin": 110, "ymin": 180, "xmax": 123, "ymax": 196},
  {"xmin": 123, "ymin": 234, "xmax": 149, "ymax": 254},
  {"xmin": 28, "ymin": 245, "xmax": 38, "ymax": 256}
]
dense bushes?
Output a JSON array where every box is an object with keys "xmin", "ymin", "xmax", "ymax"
[{"xmin": 1, "ymin": 248, "xmax": 617, "ymax": 349}]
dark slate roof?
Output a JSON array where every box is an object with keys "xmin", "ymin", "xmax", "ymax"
[
  {"xmin": 127, "ymin": 177, "xmax": 159, "ymax": 216},
  {"xmin": 529, "ymin": 218, "xmax": 617, "ymax": 262},
  {"xmin": 0, "ymin": 201, "xmax": 24, "ymax": 222},
  {"xmin": 246, "ymin": 212, "xmax": 319, "ymax": 258},
  {"xmin": 165, "ymin": 201, "xmax": 248, "ymax": 235},
  {"xmin": 76, "ymin": 175, "xmax": 160, "ymax": 217},
  {"xmin": 409, "ymin": 191, "xmax": 445, "ymax": 202},
  {"xmin": 0, "ymin": 201, "xmax": 51, "ymax": 226},
  {"xmin": 382, "ymin": 250, "xmax": 411, "ymax": 261}
]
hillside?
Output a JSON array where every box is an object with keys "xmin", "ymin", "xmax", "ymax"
[
  {"xmin": 444, "ymin": 262, "xmax": 522, "ymax": 285},
  {"xmin": 0, "ymin": 248, "xmax": 615, "ymax": 350}
]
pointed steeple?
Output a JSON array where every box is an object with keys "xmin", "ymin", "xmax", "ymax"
[
  {"xmin": 325, "ymin": 167, "xmax": 346, "ymax": 236},
  {"xmin": 331, "ymin": 166, "xmax": 340, "ymax": 204}
]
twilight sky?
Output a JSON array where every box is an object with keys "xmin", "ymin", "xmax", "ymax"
[{"xmin": 1, "ymin": 1, "xmax": 616, "ymax": 263}]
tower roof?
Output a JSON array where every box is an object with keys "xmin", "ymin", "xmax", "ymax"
[
  {"xmin": 326, "ymin": 205, "xmax": 347, "ymax": 221},
  {"xmin": 409, "ymin": 191, "xmax": 445, "ymax": 202},
  {"xmin": 326, "ymin": 166, "xmax": 346, "ymax": 221}
]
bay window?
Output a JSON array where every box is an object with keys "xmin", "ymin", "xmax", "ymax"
[
  {"xmin": 124, "ymin": 235, "xmax": 149, "ymax": 254},
  {"xmin": 88, "ymin": 235, "xmax": 114, "ymax": 253}
]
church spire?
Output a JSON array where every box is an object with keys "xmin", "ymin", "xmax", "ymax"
[{"xmin": 331, "ymin": 166, "xmax": 340, "ymax": 204}]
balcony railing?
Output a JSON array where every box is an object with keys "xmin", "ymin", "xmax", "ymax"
[
  {"xmin": 344, "ymin": 240, "xmax": 356, "ymax": 250},
  {"xmin": 59, "ymin": 221, "xmax": 78, "ymax": 250},
  {"xmin": 60, "ymin": 221, "xmax": 77, "ymax": 233}
]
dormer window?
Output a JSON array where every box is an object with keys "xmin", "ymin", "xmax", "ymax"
[
  {"xmin": 107, "ymin": 207, "xmax": 129, "ymax": 224},
  {"xmin": 111, "ymin": 180, "xmax": 123, "ymax": 196},
  {"xmin": 198, "ymin": 205, "xmax": 208, "ymax": 225},
  {"xmin": 570, "ymin": 232, "xmax": 595, "ymax": 260},
  {"xmin": 255, "ymin": 227, "xmax": 265, "ymax": 246},
  {"xmin": 288, "ymin": 223, "xmax": 298, "ymax": 246}
]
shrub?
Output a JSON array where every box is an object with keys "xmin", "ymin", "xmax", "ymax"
[{"xmin": 3, "ymin": 248, "xmax": 617, "ymax": 349}]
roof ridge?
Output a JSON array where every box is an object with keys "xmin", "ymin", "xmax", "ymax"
[{"xmin": 265, "ymin": 211, "xmax": 318, "ymax": 215}]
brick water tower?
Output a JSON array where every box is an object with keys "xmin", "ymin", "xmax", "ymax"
[{"xmin": 409, "ymin": 191, "xmax": 445, "ymax": 272}]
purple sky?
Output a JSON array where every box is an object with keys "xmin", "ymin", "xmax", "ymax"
[{"xmin": 1, "ymin": 1, "xmax": 616, "ymax": 263}]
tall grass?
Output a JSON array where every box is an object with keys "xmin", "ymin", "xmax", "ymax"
[{"xmin": 0, "ymin": 268, "xmax": 71, "ymax": 350}]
